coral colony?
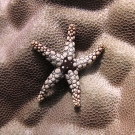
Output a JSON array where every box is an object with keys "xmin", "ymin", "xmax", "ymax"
[{"xmin": 31, "ymin": 24, "xmax": 104, "ymax": 107}]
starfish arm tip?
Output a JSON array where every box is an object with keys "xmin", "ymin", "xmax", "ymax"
[
  {"xmin": 37, "ymin": 95, "xmax": 44, "ymax": 102},
  {"xmin": 72, "ymin": 91, "xmax": 81, "ymax": 107},
  {"xmin": 63, "ymin": 24, "xmax": 76, "ymax": 59},
  {"xmin": 31, "ymin": 41, "xmax": 64, "ymax": 66},
  {"xmin": 98, "ymin": 44, "xmax": 105, "ymax": 50},
  {"xmin": 76, "ymin": 44, "xmax": 105, "ymax": 70},
  {"xmin": 67, "ymin": 24, "xmax": 76, "ymax": 41},
  {"xmin": 66, "ymin": 70, "xmax": 81, "ymax": 107},
  {"xmin": 74, "ymin": 103, "xmax": 81, "ymax": 108},
  {"xmin": 37, "ymin": 68, "xmax": 63, "ymax": 102}
]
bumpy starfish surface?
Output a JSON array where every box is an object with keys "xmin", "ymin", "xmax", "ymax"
[{"xmin": 31, "ymin": 24, "xmax": 104, "ymax": 107}]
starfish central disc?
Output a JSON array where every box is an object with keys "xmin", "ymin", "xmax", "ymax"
[{"xmin": 60, "ymin": 58, "xmax": 76, "ymax": 74}]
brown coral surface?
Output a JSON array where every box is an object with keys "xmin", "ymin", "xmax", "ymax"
[{"xmin": 0, "ymin": 0, "xmax": 135, "ymax": 135}]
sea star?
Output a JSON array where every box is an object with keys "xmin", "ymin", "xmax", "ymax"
[{"xmin": 31, "ymin": 24, "xmax": 104, "ymax": 107}]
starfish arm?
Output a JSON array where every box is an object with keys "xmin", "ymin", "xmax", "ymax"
[
  {"xmin": 37, "ymin": 68, "xmax": 64, "ymax": 101},
  {"xmin": 65, "ymin": 70, "xmax": 81, "ymax": 107},
  {"xmin": 75, "ymin": 45, "xmax": 104, "ymax": 71},
  {"xmin": 62, "ymin": 24, "xmax": 76, "ymax": 60},
  {"xmin": 31, "ymin": 41, "xmax": 63, "ymax": 67}
]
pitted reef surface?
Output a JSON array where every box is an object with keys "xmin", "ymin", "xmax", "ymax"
[{"xmin": 0, "ymin": 0, "xmax": 135, "ymax": 135}]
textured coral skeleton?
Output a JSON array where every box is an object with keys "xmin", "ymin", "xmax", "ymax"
[{"xmin": 31, "ymin": 24, "xmax": 104, "ymax": 107}]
